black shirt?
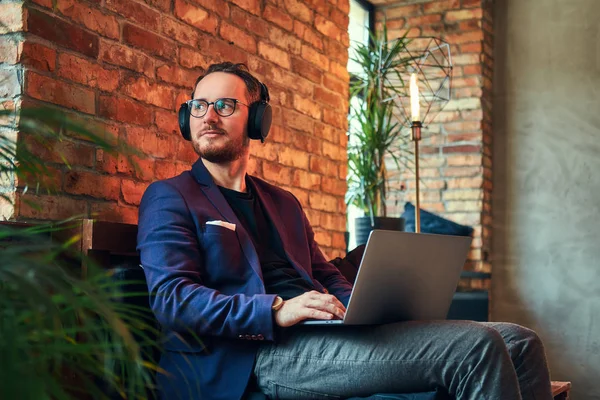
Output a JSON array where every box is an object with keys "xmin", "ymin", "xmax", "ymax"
[{"xmin": 218, "ymin": 183, "xmax": 315, "ymax": 300}]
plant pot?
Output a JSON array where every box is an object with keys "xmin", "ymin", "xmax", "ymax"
[{"xmin": 354, "ymin": 216, "xmax": 405, "ymax": 246}]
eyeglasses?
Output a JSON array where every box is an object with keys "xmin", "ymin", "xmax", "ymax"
[{"xmin": 186, "ymin": 98, "xmax": 249, "ymax": 118}]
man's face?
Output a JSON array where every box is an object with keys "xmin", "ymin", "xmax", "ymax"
[{"xmin": 190, "ymin": 72, "xmax": 250, "ymax": 163}]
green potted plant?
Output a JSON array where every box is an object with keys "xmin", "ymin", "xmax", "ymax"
[
  {"xmin": 0, "ymin": 106, "xmax": 159, "ymax": 399},
  {"xmin": 346, "ymin": 27, "xmax": 412, "ymax": 245}
]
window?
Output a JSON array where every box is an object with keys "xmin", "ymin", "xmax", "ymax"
[{"xmin": 346, "ymin": 0, "xmax": 372, "ymax": 251}]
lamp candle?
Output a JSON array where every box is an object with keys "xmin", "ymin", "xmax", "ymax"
[
  {"xmin": 410, "ymin": 73, "xmax": 420, "ymax": 123},
  {"xmin": 409, "ymin": 72, "xmax": 422, "ymax": 233}
]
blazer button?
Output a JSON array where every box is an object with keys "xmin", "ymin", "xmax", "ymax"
[
  {"xmin": 238, "ymin": 334, "xmax": 244, "ymax": 339},
  {"xmin": 257, "ymin": 334, "xmax": 264, "ymax": 341},
  {"xmin": 251, "ymin": 335, "xmax": 257, "ymax": 340},
  {"xmin": 245, "ymin": 334, "xmax": 252, "ymax": 340}
]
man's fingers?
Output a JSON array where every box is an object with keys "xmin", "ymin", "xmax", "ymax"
[
  {"xmin": 304, "ymin": 308, "xmax": 333, "ymax": 320},
  {"xmin": 304, "ymin": 300, "xmax": 345, "ymax": 320}
]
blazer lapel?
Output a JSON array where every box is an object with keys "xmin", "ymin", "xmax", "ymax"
[{"xmin": 191, "ymin": 159, "xmax": 264, "ymax": 282}]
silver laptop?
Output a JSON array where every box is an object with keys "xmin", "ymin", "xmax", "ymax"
[{"xmin": 301, "ymin": 229, "xmax": 472, "ymax": 326}]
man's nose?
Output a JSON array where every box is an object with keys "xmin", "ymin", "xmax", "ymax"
[{"xmin": 203, "ymin": 104, "xmax": 220, "ymax": 124}]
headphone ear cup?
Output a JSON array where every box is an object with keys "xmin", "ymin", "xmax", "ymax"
[
  {"xmin": 247, "ymin": 102, "xmax": 271, "ymax": 142},
  {"xmin": 178, "ymin": 103, "xmax": 191, "ymax": 141}
]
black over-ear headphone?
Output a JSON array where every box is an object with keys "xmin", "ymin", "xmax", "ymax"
[{"xmin": 178, "ymin": 82, "xmax": 272, "ymax": 143}]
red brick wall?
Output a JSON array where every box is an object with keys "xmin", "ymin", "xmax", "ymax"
[
  {"xmin": 0, "ymin": 0, "xmax": 350, "ymax": 258},
  {"xmin": 375, "ymin": 0, "xmax": 493, "ymax": 280}
]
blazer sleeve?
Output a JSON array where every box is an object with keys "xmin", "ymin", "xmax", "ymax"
[
  {"xmin": 297, "ymin": 200, "xmax": 353, "ymax": 306},
  {"xmin": 137, "ymin": 181, "xmax": 278, "ymax": 341}
]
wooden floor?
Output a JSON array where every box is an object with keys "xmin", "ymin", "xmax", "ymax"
[{"xmin": 551, "ymin": 381, "xmax": 571, "ymax": 399}]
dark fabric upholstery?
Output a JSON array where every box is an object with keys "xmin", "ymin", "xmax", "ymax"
[{"xmin": 401, "ymin": 202, "xmax": 474, "ymax": 236}]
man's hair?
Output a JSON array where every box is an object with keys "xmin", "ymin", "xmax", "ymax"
[{"xmin": 191, "ymin": 62, "xmax": 262, "ymax": 104}]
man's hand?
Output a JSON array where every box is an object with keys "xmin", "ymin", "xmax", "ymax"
[{"xmin": 274, "ymin": 290, "xmax": 346, "ymax": 327}]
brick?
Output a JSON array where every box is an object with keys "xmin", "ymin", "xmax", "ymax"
[
  {"xmin": 323, "ymin": 74, "xmax": 346, "ymax": 94},
  {"xmin": 25, "ymin": 71, "xmax": 95, "ymax": 114},
  {"xmin": 314, "ymin": 122, "xmax": 337, "ymax": 144},
  {"xmin": 309, "ymin": 155, "xmax": 337, "ymax": 176},
  {"xmin": 446, "ymin": 31, "xmax": 484, "ymax": 44},
  {"xmin": 106, "ymin": 0, "xmax": 160, "ymax": 30},
  {"xmin": 384, "ymin": 4, "xmax": 421, "ymax": 19},
  {"xmin": 293, "ymin": 132, "xmax": 321, "ymax": 154},
  {"xmin": 162, "ymin": 16, "xmax": 202, "ymax": 47},
  {"xmin": 0, "ymin": 2, "xmax": 23, "ymax": 34},
  {"xmin": 445, "ymin": 97, "xmax": 480, "ymax": 111},
  {"xmin": 0, "ymin": 69, "xmax": 20, "ymax": 99},
  {"xmin": 154, "ymin": 159, "xmax": 179, "ymax": 180},
  {"xmin": 423, "ymin": 0, "xmax": 460, "ymax": 14},
  {"xmin": 230, "ymin": 0, "xmax": 260, "ymax": 16},
  {"xmin": 314, "ymin": 15, "xmax": 342, "ymax": 41},
  {"xmin": 314, "ymin": 229, "xmax": 332, "ymax": 247},
  {"xmin": 302, "ymin": 0, "xmax": 330, "ymax": 16},
  {"xmin": 156, "ymin": 64, "xmax": 198, "ymax": 90},
  {"xmin": 446, "ymin": 8, "xmax": 483, "ymax": 23},
  {"xmin": 301, "ymin": 45, "xmax": 329, "ymax": 70},
  {"xmin": 463, "ymin": 64, "xmax": 482, "ymax": 75},
  {"xmin": 299, "ymin": 23, "xmax": 324, "ymax": 51},
  {"xmin": 278, "ymin": 146, "xmax": 310, "ymax": 169},
  {"xmin": 267, "ymin": 68, "xmax": 313, "ymax": 97},
  {"xmin": 258, "ymin": 42, "xmax": 290, "ymax": 69},
  {"xmin": 118, "ymin": 154, "xmax": 155, "ymax": 181},
  {"xmin": 322, "ymin": 141, "xmax": 345, "ymax": 161},
  {"xmin": 442, "ymin": 144, "xmax": 481, "ymax": 154},
  {"xmin": 321, "ymin": 176, "xmax": 346, "ymax": 196},
  {"xmin": 126, "ymin": 126, "xmax": 176, "ymax": 158},
  {"xmin": 291, "ymin": 57, "xmax": 322, "ymax": 84},
  {"xmin": 231, "ymin": 7, "xmax": 269, "ymax": 38},
  {"xmin": 220, "ymin": 22, "xmax": 257, "ymax": 53},
  {"xmin": 329, "ymin": 61, "xmax": 348, "ymax": 81},
  {"xmin": 292, "ymin": 169, "xmax": 320, "ymax": 190},
  {"xmin": 337, "ymin": 0, "xmax": 350, "ymax": 14},
  {"xmin": 21, "ymin": 134, "xmax": 96, "ymax": 168},
  {"xmin": 263, "ymin": 5, "xmax": 293, "ymax": 31},
  {"xmin": 174, "ymin": 0, "xmax": 218, "ymax": 34},
  {"xmin": 99, "ymin": 41, "xmax": 155, "ymax": 78},
  {"xmin": 407, "ymin": 14, "xmax": 443, "ymax": 26},
  {"xmin": 27, "ymin": 8, "xmax": 99, "ymax": 58},
  {"xmin": 143, "ymin": 0, "xmax": 171, "ymax": 12},
  {"xmin": 176, "ymin": 139, "xmax": 199, "ymax": 163},
  {"xmin": 250, "ymin": 141, "xmax": 278, "ymax": 161},
  {"xmin": 324, "ymin": 38, "xmax": 347, "ymax": 65},
  {"xmin": 57, "ymin": 53, "xmax": 119, "ymax": 92},
  {"xmin": 447, "ymin": 176, "xmax": 483, "ymax": 189},
  {"xmin": 269, "ymin": 26, "xmax": 301, "ymax": 54},
  {"xmin": 314, "ymin": 86, "xmax": 344, "ymax": 109},
  {"xmin": 328, "ymin": 7, "xmax": 348, "ymax": 29},
  {"xmin": 320, "ymin": 212, "xmax": 345, "ymax": 232},
  {"xmin": 19, "ymin": 41, "xmax": 55, "ymax": 72},
  {"xmin": 57, "ymin": 0, "xmax": 119, "ymax": 39},
  {"xmin": 16, "ymin": 164, "xmax": 62, "ymax": 194},
  {"xmin": 121, "ymin": 179, "xmax": 149, "ymax": 206},
  {"xmin": 285, "ymin": 0, "xmax": 312, "ymax": 23},
  {"xmin": 179, "ymin": 47, "xmax": 211, "ymax": 70},
  {"xmin": 309, "ymin": 192, "xmax": 337, "ymax": 212},
  {"xmin": 18, "ymin": 194, "xmax": 87, "ymax": 220},
  {"xmin": 262, "ymin": 161, "xmax": 292, "ymax": 185},
  {"xmin": 199, "ymin": 37, "xmax": 249, "ymax": 65},
  {"xmin": 283, "ymin": 110, "xmax": 313, "ymax": 133},
  {"xmin": 322, "ymin": 108, "xmax": 347, "ymax": 130},
  {"xmin": 121, "ymin": 74, "xmax": 175, "ymax": 110},
  {"xmin": 65, "ymin": 170, "xmax": 120, "ymax": 200},
  {"xmin": 91, "ymin": 201, "xmax": 139, "ymax": 224},
  {"xmin": 443, "ymin": 166, "xmax": 482, "ymax": 177},
  {"xmin": 292, "ymin": 94, "xmax": 321, "ymax": 120},
  {"xmin": 123, "ymin": 23, "xmax": 176, "ymax": 61},
  {"xmin": 0, "ymin": 37, "xmax": 21, "ymax": 66},
  {"xmin": 190, "ymin": 0, "xmax": 229, "ymax": 18},
  {"xmin": 98, "ymin": 95, "xmax": 152, "ymax": 125}
]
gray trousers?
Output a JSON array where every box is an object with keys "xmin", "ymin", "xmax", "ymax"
[{"xmin": 253, "ymin": 321, "xmax": 552, "ymax": 400}]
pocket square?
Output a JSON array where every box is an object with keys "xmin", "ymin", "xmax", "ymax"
[{"xmin": 206, "ymin": 220, "xmax": 236, "ymax": 231}]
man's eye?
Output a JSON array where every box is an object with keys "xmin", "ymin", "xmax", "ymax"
[
  {"xmin": 193, "ymin": 102, "xmax": 206, "ymax": 110},
  {"xmin": 216, "ymin": 100, "xmax": 234, "ymax": 111}
]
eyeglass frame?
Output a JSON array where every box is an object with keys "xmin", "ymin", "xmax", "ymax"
[{"xmin": 185, "ymin": 98, "xmax": 250, "ymax": 118}]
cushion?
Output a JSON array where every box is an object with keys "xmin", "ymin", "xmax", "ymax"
[{"xmin": 401, "ymin": 202, "xmax": 473, "ymax": 237}]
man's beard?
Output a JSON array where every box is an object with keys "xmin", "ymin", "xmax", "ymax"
[{"xmin": 192, "ymin": 129, "xmax": 250, "ymax": 163}]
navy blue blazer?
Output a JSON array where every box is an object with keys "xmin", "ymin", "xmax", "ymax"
[{"xmin": 137, "ymin": 159, "xmax": 353, "ymax": 400}]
